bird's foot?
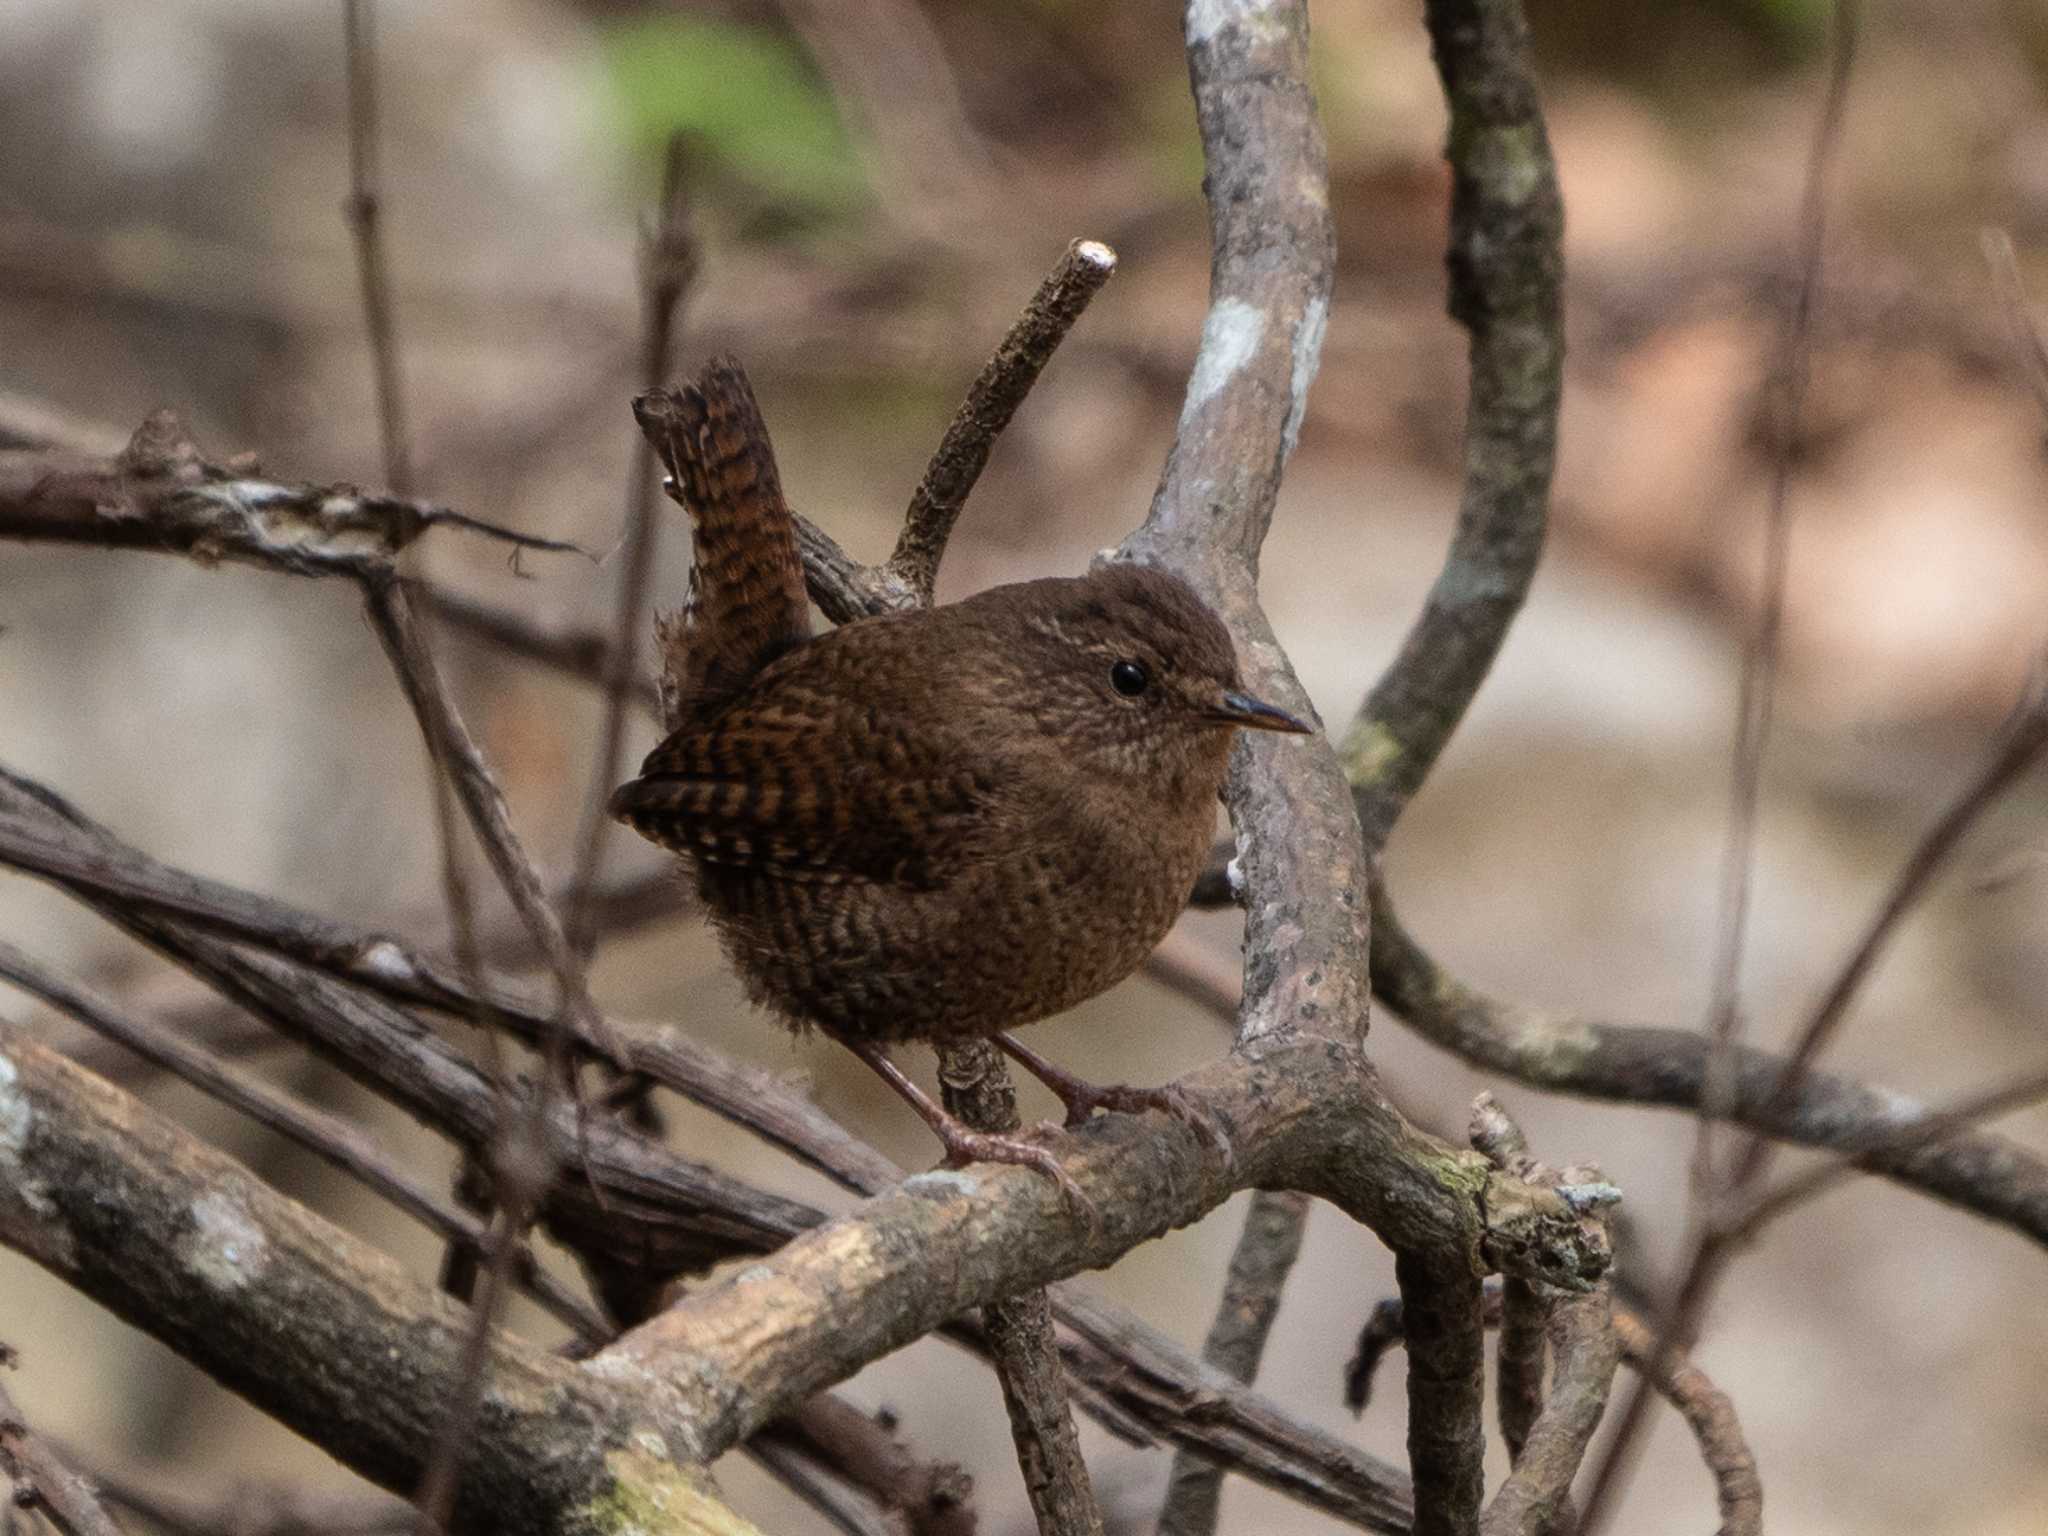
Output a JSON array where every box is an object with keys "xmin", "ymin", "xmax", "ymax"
[
  {"xmin": 995, "ymin": 1034, "xmax": 1233, "ymax": 1168},
  {"xmin": 936, "ymin": 1120, "xmax": 1097, "ymax": 1223},
  {"xmin": 825, "ymin": 1032, "xmax": 1100, "ymax": 1223}
]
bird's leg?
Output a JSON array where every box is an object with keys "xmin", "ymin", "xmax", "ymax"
[
  {"xmin": 994, "ymin": 1032, "xmax": 1232, "ymax": 1165},
  {"xmin": 829, "ymin": 1034, "xmax": 1095, "ymax": 1215}
]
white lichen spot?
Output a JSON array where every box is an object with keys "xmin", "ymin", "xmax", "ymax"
[
  {"xmin": 0, "ymin": 1052, "xmax": 30, "ymax": 1160},
  {"xmin": 1282, "ymin": 293, "xmax": 1329, "ymax": 461},
  {"xmin": 584, "ymin": 1351, "xmax": 660, "ymax": 1389},
  {"xmin": 1178, "ymin": 299, "xmax": 1265, "ymax": 427},
  {"xmin": 0, "ymin": 1049, "xmax": 62, "ymax": 1237},
  {"xmin": 1188, "ymin": 0, "xmax": 1279, "ymax": 45},
  {"xmin": 356, "ymin": 940, "xmax": 415, "ymax": 983},
  {"xmin": 904, "ymin": 1168, "xmax": 981, "ymax": 1199},
  {"xmin": 181, "ymin": 1189, "xmax": 270, "ymax": 1291}
]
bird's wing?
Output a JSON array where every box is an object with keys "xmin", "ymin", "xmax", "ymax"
[
  {"xmin": 633, "ymin": 357, "xmax": 811, "ymax": 705},
  {"xmin": 609, "ymin": 684, "xmax": 996, "ymax": 888}
]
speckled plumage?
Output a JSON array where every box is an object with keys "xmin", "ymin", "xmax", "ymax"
[{"xmin": 613, "ymin": 358, "xmax": 1309, "ymax": 1163}]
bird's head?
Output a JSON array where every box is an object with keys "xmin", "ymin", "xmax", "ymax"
[{"xmin": 964, "ymin": 563, "xmax": 1313, "ymax": 788}]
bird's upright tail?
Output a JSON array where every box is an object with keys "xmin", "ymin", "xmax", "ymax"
[{"xmin": 633, "ymin": 356, "xmax": 811, "ymax": 713}]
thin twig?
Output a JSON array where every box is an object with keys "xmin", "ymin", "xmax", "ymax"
[
  {"xmin": 1608, "ymin": 1313, "xmax": 1762, "ymax": 1536},
  {"xmin": 938, "ymin": 1041, "xmax": 1105, "ymax": 1536},
  {"xmin": 342, "ymin": 0, "xmax": 412, "ymax": 498},
  {"xmin": 1982, "ymin": 228, "xmax": 2048, "ymax": 418},
  {"xmin": 1581, "ymin": 20, "xmax": 1854, "ymax": 1518},
  {"xmin": 360, "ymin": 575, "xmax": 623, "ymax": 1078},
  {"xmin": 1728, "ymin": 1055, "xmax": 2048, "ymax": 1242},
  {"xmin": 419, "ymin": 587, "xmax": 659, "ymax": 712},
  {"xmin": 1155, "ymin": 1189, "xmax": 1311, "ymax": 1536},
  {"xmin": 887, "ymin": 238, "xmax": 1117, "ymax": 602},
  {"xmin": 564, "ymin": 135, "xmax": 697, "ymax": 959},
  {"xmin": 1366, "ymin": 870, "xmax": 2048, "ymax": 1248},
  {"xmin": 0, "ymin": 1369, "xmax": 130, "ymax": 1536},
  {"xmin": 1693, "ymin": 0, "xmax": 1859, "ymax": 1196},
  {"xmin": 339, "ymin": 7, "xmax": 613, "ymax": 1515},
  {"xmin": 1738, "ymin": 669, "xmax": 2048, "ymax": 1179},
  {"xmin": 1469, "ymin": 1103, "xmax": 1547, "ymax": 1469},
  {"xmin": 761, "ymin": 1396, "xmax": 977, "ymax": 1536}
]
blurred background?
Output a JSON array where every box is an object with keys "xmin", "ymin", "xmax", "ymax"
[{"xmin": 3, "ymin": 0, "xmax": 2047, "ymax": 1531}]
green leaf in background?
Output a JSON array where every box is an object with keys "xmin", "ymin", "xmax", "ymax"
[
  {"xmin": 599, "ymin": 15, "xmax": 869, "ymax": 218},
  {"xmin": 1739, "ymin": 0, "xmax": 1832, "ymax": 50}
]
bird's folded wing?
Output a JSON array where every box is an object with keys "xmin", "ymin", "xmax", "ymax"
[{"xmin": 609, "ymin": 708, "xmax": 994, "ymax": 888}]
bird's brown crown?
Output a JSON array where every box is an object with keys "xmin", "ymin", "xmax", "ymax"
[{"xmin": 938, "ymin": 564, "xmax": 1265, "ymax": 779}]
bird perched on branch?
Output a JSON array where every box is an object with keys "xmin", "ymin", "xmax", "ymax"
[{"xmin": 612, "ymin": 356, "xmax": 1311, "ymax": 1199}]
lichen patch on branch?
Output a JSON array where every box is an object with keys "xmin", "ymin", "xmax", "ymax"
[
  {"xmin": 1181, "ymin": 298, "xmax": 1266, "ymax": 423},
  {"xmin": 180, "ymin": 1188, "xmax": 272, "ymax": 1291},
  {"xmin": 1187, "ymin": 0, "xmax": 1283, "ymax": 47}
]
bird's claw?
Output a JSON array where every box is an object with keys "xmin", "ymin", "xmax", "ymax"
[
  {"xmin": 1054, "ymin": 1080, "xmax": 1234, "ymax": 1170},
  {"xmin": 940, "ymin": 1125, "xmax": 1099, "ymax": 1228}
]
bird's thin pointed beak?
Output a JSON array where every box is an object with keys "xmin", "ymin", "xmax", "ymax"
[{"xmin": 1212, "ymin": 690, "xmax": 1315, "ymax": 734}]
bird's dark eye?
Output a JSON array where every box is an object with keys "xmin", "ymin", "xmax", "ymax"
[{"xmin": 1109, "ymin": 660, "xmax": 1149, "ymax": 697}]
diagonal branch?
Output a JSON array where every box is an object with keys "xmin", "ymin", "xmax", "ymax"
[
  {"xmin": 0, "ymin": 1028, "xmax": 750, "ymax": 1535},
  {"xmin": 1343, "ymin": 0, "xmax": 1564, "ymax": 852},
  {"xmin": 1368, "ymin": 873, "xmax": 2048, "ymax": 1249},
  {"xmin": 0, "ymin": 761, "xmax": 1420, "ymax": 1531},
  {"xmin": 0, "ymin": 939, "xmax": 607, "ymax": 1344},
  {"xmin": 887, "ymin": 238, "xmax": 1118, "ymax": 603},
  {"xmin": 598, "ymin": 1033, "xmax": 1606, "ymax": 1462}
]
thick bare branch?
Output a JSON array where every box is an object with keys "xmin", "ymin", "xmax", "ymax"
[
  {"xmin": 1122, "ymin": 0, "xmax": 1358, "ymax": 1064},
  {"xmin": 1397, "ymin": 1251, "xmax": 1485, "ymax": 1536},
  {"xmin": 0, "ymin": 1029, "xmax": 751, "ymax": 1535},
  {"xmin": 600, "ymin": 1033, "xmax": 1604, "ymax": 1461}
]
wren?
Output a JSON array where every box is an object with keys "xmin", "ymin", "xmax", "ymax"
[{"xmin": 611, "ymin": 356, "xmax": 1311, "ymax": 1196}]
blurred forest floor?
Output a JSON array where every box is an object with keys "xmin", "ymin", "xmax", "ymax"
[{"xmin": 3, "ymin": 1, "xmax": 2047, "ymax": 1532}]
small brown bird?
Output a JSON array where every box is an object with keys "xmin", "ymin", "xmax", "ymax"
[{"xmin": 612, "ymin": 357, "xmax": 1311, "ymax": 1195}]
